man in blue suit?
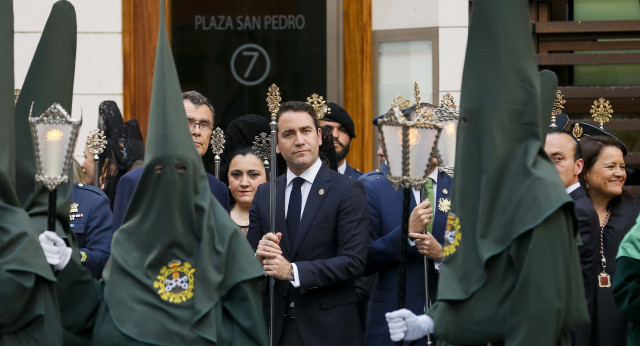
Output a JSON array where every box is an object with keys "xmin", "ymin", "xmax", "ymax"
[
  {"xmin": 361, "ymin": 106, "xmax": 453, "ymax": 346},
  {"xmin": 70, "ymin": 182, "xmax": 113, "ymax": 278},
  {"xmin": 111, "ymin": 91, "xmax": 229, "ymax": 231},
  {"xmin": 248, "ymin": 101, "xmax": 369, "ymax": 346},
  {"xmin": 320, "ymin": 102, "xmax": 362, "ymax": 179}
]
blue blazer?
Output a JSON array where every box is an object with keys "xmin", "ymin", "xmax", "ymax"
[
  {"xmin": 359, "ymin": 165, "xmax": 452, "ymax": 346},
  {"xmin": 344, "ymin": 162, "xmax": 363, "ymax": 180},
  {"xmin": 247, "ymin": 164, "xmax": 369, "ymax": 346},
  {"xmin": 111, "ymin": 166, "xmax": 230, "ymax": 232},
  {"xmin": 70, "ymin": 183, "xmax": 113, "ymax": 279}
]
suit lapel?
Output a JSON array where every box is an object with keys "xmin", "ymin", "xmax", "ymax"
[
  {"xmin": 291, "ymin": 165, "xmax": 332, "ymax": 258},
  {"xmin": 275, "ymin": 175, "xmax": 292, "ymax": 257},
  {"xmin": 432, "ymin": 172, "xmax": 452, "ymax": 244}
]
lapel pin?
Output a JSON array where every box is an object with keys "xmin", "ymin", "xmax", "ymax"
[
  {"xmin": 70, "ymin": 203, "xmax": 79, "ymax": 213},
  {"xmin": 443, "ymin": 188, "xmax": 448, "ymax": 195},
  {"xmin": 319, "ymin": 189, "xmax": 325, "ymax": 196}
]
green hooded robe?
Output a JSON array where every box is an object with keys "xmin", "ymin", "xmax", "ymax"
[
  {"xmin": 613, "ymin": 213, "xmax": 640, "ymax": 346},
  {"xmin": 93, "ymin": 3, "xmax": 268, "ymax": 345},
  {"xmin": 0, "ymin": 1, "xmax": 62, "ymax": 344},
  {"xmin": 13, "ymin": 2, "xmax": 101, "ymax": 345},
  {"xmin": 429, "ymin": 0, "xmax": 589, "ymax": 344}
]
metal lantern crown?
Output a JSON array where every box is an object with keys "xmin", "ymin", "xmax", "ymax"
[
  {"xmin": 379, "ymin": 90, "xmax": 443, "ymax": 189},
  {"xmin": 435, "ymin": 93, "xmax": 459, "ymax": 177},
  {"xmin": 29, "ymin": 103, "xmax": 82, "ymax": 191}
]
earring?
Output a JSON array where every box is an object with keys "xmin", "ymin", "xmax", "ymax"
[{"xmin": 585, "ymin": 181, "xmax": 589, "ymax": 189}]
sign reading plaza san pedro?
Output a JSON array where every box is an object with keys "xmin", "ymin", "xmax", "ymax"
[{"xmin": 171, "ymin": 1, "xmax": 327, "ymax": 130}]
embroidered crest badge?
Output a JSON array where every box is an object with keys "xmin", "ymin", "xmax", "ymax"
[
  {"xmin": 443, "ymin": 213, "xmax": 461, "ymax": 257},
  {"xmin": 153, "ymin": 260, "xmax": 195, "ymax": 304},
  {"xmin": 438, "ymin": 198, "xmax": 451, "ymax": 213}
]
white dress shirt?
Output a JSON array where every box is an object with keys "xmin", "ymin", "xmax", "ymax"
[
  {"xmin": 566, "ymin": 181, "xmax": 580, "ymax": 194},
  {"xmin": 337, "ymin": 160, "xmax": 347, "ymax": 175}
]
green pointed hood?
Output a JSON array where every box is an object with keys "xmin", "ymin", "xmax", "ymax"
[
  {"xmin": 437, "ymin": 0, "xmax": 571, "ymax": 300},
  {"xmin": 431, "ymin": 1, "xmax": 589, "ymax": 343},
  {"xmin": 102, "ymin": 3, "xmax": 267, "ymax": 345},
  {"xmin": 0, "ymin": 0, "xmax": 55, "ymax": 283},
  {"xmin": 14, "ymin": 0, "xmax": 77, "ymax": 238}
]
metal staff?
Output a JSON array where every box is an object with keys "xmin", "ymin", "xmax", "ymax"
[
  {"xmin": 419, "ymin": 185, "xmax": 431, "ymax": 315},
  {"xmin": 266, "ymin": 84, "xmax": 281, "ymax": 346},
  {"xmin": 86, "ymin": 128, "xmax": 106, "ymax": 186},
  {"xmin": 210, "ymin": 127, "xmax": 225, "ymax": 178}
]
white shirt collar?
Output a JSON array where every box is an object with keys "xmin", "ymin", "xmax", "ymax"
[
  {"xmin": 337, "ymin": 160, "xmax": 347, "ymax": 174},
  {"xmin": 429, "ymin": 167, "xmax": 439, "ymax": 184},
  {"xmin": 566, "ymin": 182, "xmax": 581, "ymax": 194},
  {"xmin": 286, "ymin": 158, "xmax": 322, "ymax": 186}
]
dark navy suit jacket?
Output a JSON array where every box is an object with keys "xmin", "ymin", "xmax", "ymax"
[
  {"xmin": 247, "ymin": 164, "xmax": 369, "ymax": 346},
  {"xmin": 111, "ymin": 166, "xmax": 229, "ymax": 232},
  {"xmin": 344, "ymin": 162, "xmax": 363, "ymax": 180},
  {"xmin": 569, "ymin": 186, "xmax": 600, "ymax": 346},
  {"xmin": 359, "ymin": 164, "xmax": 452, "ymax": 346},
  {"xmin": 70, "ymin": 183, "xmax": 112, "ymax": 279}
]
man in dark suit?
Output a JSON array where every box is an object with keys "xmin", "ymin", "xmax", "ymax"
[
  {"xmin": 70, "ymin": 182, "xmax": 112, "ymax": 278},
  {"xmin": 320, "ymin": 102, "xmax": 362, "ymax": 179},
  {"xmin": 111, "ymin": 91, "xmax": 229, "ymax": 231},
  {"xmin": 545, "ymin": 129, "xmax": 599, "ymax": 346},
  {"xmin": 360, "ymin": 159, "xmax": 452, "ymax": 345},
  {"xmin": 247, "ymin": 101, "xmax": 369, "ymax": 346}
]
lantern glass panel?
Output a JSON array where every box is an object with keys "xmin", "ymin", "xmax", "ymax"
[
  {"xmin": 381, "ymin": 124, "xmax": 404, "ymax": 178},
  {"xmin": 409, "ymin": 126, "xmax": 439, "ymax": 179},
  {"xmin": 438, "ymin": 119, "xmax": 458, "ymax": 171},
  {"xmin": 36, "ymin": 122, "xmax": 73, "ymax": 178}
]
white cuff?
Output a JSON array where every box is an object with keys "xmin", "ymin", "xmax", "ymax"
[{"xmin": 289, "ymin": 263, "xmax": 300, "ymax": 287}]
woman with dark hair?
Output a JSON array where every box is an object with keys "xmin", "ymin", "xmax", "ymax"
[
  {"xmin": 227, "ymin": 147, "xmax": 266, "ymax": 236},
  {"xmin": 579, "ymin": 134, "xmax": 640, "ymax": 345}
]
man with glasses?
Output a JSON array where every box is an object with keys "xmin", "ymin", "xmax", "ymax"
[{"xmin": 111, "ymin": 91, "xmax": 230, "ymax": 232}]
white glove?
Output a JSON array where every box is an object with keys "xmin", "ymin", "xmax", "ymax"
[
  {"xmin": 39, "ymin": 230, "xmax": 72, "ymax": 271},
  {"xmin": 385, "ymin": 308, "xmax": 434, "ymax": 342}
]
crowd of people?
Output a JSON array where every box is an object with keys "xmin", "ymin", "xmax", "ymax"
[
  {"xmin": 55, "ymin": 83, "xmax": 640, "ymax": 346},
  {"xmin": 5, "ymin": 0, "xmax": 640, "ymax": 344}
]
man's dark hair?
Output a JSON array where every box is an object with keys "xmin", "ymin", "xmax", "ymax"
[
  {"xmin": 276, "ymin": 101, "xmax": 319, "ymax": 129},
  {"xmin": 548, "ymin": 130, "xmax": 582, "ymax": 161},
  {"xmin": 182, "ymin": 91, "xmax": 215, "ymax": 121}
]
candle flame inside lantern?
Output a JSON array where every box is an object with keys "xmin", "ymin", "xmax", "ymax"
[
  {"xmin": 46, "ymin": 128, "xmax": 63, "ymax": 142},
  {"xmin": 407, "ymin": 128, "xmax": 420, "ymax": 146},
  {"xmin": 445, "ymin": 122, "xmax": 456, "ymax": 136}
]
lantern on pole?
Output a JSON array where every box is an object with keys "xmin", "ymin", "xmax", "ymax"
[
  {"xmin": 29, "ymin": 103, "xmax": 82, "ymax": 232},
  {"xmin": 378, "ymin": 83, "xmax": 442, "ymax": 345}
]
